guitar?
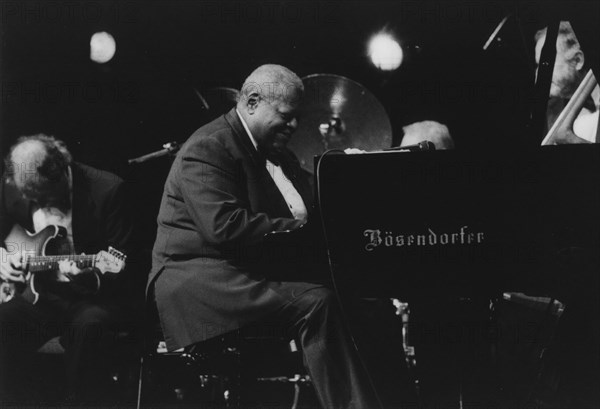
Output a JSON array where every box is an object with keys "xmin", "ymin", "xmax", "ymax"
[{"xmin": 1, "ymin": 224, "xmax": 126, "ymax": 304}]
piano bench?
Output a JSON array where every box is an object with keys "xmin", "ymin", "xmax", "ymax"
[{"xmin": 136, "ymin": 330, "xmax": 311, "ymax": 409}]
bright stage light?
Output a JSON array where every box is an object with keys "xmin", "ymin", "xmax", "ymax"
[
  {"xmin": 368, "ymin": 33, "xmax": 403, "ymax": 71},
  {"xmin": 90, "ymin": 31, "xmax": 116, "ymax": 64}
]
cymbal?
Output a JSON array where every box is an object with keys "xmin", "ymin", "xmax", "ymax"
[
  {"xmin": 194, "ymin": 86, "xmax": 239, "ymax": 122},
  {"xmin": 287, "ymin": 74, "xmax": 392, "ymax": 173}
]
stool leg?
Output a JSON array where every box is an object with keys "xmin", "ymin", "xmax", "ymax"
[{"xmin": 136, "ymin": 356, "xmax": 144, "ymax": 409}]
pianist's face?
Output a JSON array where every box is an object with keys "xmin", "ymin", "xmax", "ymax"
[{"xmin": 248, "ymin": 89, "xmax": 301, "ymax": 158}]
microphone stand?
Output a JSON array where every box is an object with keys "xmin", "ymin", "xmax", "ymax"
[{"xmin": 128, "ymin": 142, "xmax": 181, "ymax": 165}]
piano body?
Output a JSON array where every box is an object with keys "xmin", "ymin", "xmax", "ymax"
[{"xmin": 310, "ymin": 145, "xmax": 600, "ymax": 299}]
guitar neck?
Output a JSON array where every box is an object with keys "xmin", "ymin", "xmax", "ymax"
[{"xmin": 25, "ymin": 255, "xmax": 96, "ymax": 273}]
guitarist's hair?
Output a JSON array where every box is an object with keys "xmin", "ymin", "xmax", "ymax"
[{"xmin": 5, "ymin": 134, "xmax": 73, "ymax": 193}]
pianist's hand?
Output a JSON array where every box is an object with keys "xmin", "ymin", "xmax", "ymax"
[{"xmin": 0, "ymin": 247, "xmax": 26, "ymax": 284}]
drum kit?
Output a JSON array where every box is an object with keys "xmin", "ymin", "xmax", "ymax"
[{"xmin": 128, "ymin": 74, "xmax": 393, "ymax": 166}]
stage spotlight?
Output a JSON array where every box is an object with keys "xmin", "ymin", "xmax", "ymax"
[
  {"xmin": 90, "ymin": 31, "xmax": 116, "ymax": 64},
  {"xmin": 368, "ymin": 33, "xmax": 403, "ymax": 71}
]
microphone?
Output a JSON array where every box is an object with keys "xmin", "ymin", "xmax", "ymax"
[{"xmin": 383, "ymin": 141, "xmax": 436, "ymax": 152}]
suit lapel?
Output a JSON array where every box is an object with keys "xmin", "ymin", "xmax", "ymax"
[{"xmin": 225, "ymin": 109, "xmax": 265, "ymax": 169}]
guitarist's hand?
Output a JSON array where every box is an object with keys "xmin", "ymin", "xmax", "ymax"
[
  {"xmin": 0, "ymin": 247, "xmax": 26, "ymax": 283},
  {"xmin": 57, "ymin": 261, "xmax": 101, "ymax": 294},
  {"xmin": 58, "ymin": 259, "xmax": 82, "ymax": 281},
  {"xmin": 57, "ymin": 260, "xmax": 100, "ymax": 290}
]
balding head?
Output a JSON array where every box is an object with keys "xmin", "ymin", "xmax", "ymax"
[
  {"xmin": 239, "ymin": 64, "xmax": 304, "ymax": 106},
  {"xmin": 237, "ymin": 65, "xmax": 304, "ymax": 160},
  {"xmin": 401, "ymin": 121, "xmax": 454, "ymax": 150},
  {"xmin": 5, "ymin": 134, "xmax": 72, "ymax": 207}
]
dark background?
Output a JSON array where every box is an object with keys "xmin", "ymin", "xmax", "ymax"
[
  {"xmin": 1, "ymin": 2, "xmax": 599, "ymax": 406},
  {"xmin": 1, "ymin": 0, "xmax": 598, "ymax": 250}
]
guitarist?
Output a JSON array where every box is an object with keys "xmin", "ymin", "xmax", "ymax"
[{"xmin": 0, "ymin": 134, "xmax": 134, "ymax": 403}]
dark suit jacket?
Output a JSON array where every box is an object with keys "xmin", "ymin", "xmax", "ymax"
[
  {"xmin": 149, "ymin": 108, "xmax": 317, "ymax": 350},
  {"xmin": 0, "ymin": 162, "xmax": 134, "ymax": 303}
]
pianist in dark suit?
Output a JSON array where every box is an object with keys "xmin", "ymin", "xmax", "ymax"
[{"xmin": 148, "ymin": 64, "xmax": 382, "ymax": 409}]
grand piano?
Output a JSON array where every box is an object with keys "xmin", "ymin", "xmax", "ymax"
[
  {"xmin": 260, "ymin": 10, "xmax": 600, "ymax": 408},
  {"xmin": 273, "ymin": 12, "xmax": 600, "ymax": 301},
  {"xmin": 313, "ymin": 145, "xmax": 600, "ymax": 299}
]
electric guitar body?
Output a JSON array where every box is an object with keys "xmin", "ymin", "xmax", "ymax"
[{"xmin": 1, "ymin": 224, "xmax": 126, "ymax": 304}]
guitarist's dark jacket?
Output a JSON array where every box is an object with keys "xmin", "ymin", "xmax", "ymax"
[
  {"xmin": 0, "ymin": 162, "xmax": 135, "ymax": 305},
  {"xmin": 149, "ymin": 108, "xmax": 319, "ymax": 351}
]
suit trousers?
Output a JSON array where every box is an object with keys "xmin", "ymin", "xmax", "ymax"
[
  {"xmin": 260, "ymin": 282, "xmax": 383, "ymax": 409},
  {"xmin": 0, "ymin": 295, "xmax": 118, "ymax": 403}
]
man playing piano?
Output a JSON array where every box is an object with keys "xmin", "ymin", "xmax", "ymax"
[{"xmin": 148, "ymin": 64, "xmax": 383, "ymax": 409}]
